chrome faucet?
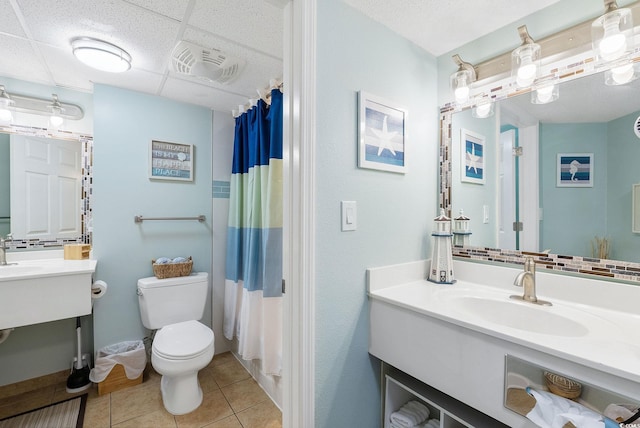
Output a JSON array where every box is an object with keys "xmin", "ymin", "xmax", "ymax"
[
  {"xmin": 0, "ymin": 233, "xmax": 12, "ymax": 266},
  {"xmin": 510, "ymin": 257, "xmax": 552, "ymax": 306}
]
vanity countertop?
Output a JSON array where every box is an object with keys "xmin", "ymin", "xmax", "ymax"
[
  {"xmin": 0, "ymin": 253, "xmax": 97, "ymax": 282},
  {"xmin": 368, "ymin": 259, "xmax": 640, "ymax": 384}
]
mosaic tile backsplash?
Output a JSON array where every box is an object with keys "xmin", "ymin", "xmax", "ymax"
[{"xmin": 453, "ymin": 246, "xmax": 640, "ymax": 284}]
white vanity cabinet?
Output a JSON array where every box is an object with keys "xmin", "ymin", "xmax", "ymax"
[
  {"xmin": 383, "ymin": 365, "xmax": 509, "ymax": 428},
  {"xmin": 368, "ymin": 259, "xmax": 640, "ymax": 427},
  {"xmin": 0, "ymin": 255, "xmax": 97, "ymax": 329}
]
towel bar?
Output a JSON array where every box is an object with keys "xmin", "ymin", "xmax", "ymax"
[{"xmin": 134, "ymin": 215, "xmax": 206, "ymax": 223}]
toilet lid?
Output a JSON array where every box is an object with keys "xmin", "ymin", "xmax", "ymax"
[{"xmin": 153, "ymin": 320, "xmax": 214, "ymax": 360}]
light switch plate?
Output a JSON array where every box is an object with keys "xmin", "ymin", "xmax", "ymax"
[{"xmin": 341, "ymin": 201, "xmax": 357, "ymax": 231}]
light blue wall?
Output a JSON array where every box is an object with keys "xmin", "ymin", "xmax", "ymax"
[
  {"xmin": 92, "ymin": 84, "xmax": 213, "ymax": 350},
  {"xmin": 607, "ymin": 110, "xmax": 640, "ymax": 262},
  {"xmin": 451, "ymin": 109, "xmax": 498, "ymax": 247},
  {"xmin": 539, "ymin": 123, "xmax": 607, "ymax": 256},
  {"xmin": 315, "ymin": 1, "xmax": 438, "ymax": 426}
]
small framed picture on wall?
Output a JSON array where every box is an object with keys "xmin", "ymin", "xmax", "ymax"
[
  {"xmin": 460, "ymin": 128, "xmax": 485, "ymax": 185},
  {"xmin": 357, "ymin": 91, "xmax": 407, "ymax": 174},
  {"xmin": 149, "ymin": 140, "xmax": 194, "ymax": 182},
  {"xmin": 557, "ymin": 153, "xmax": 593, "ymax": 187}
]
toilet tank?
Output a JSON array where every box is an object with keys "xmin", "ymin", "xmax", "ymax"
[{"xmin": 137, "ymin": 272, "xmax": 208, "ymax": 330}]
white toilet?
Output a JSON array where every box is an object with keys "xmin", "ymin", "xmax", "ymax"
[{"xmin": 137, "ymin": 272, "xmax": 214, "ymax": 415}]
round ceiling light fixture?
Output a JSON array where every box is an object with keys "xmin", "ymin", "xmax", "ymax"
[{"xmin": 71, "ymin": 37, "xmax": 132, "ymax": 73}]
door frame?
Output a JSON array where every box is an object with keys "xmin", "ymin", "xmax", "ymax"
[{"xmin": 282, "ymin": 1, "xmax": 316, "ymax": 427}]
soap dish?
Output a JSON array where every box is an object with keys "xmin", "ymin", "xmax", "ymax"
[{"xmin": 544, "ymin": 371, "xmax": 582, "ymax": 399}]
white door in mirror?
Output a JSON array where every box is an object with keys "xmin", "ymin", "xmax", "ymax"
[{"xmin": 10, "ymin": 135, "xmax": 82, "ymax": 240}]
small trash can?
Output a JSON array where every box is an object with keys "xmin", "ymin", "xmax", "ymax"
[{"xmin": 89, "ymin": 340, "xmax": 147, "ymax": 396}]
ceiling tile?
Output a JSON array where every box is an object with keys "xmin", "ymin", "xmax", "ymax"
[
  {"xmin": 122, "ymin": 0, "xmax": 191, "ymax": 20},
  {"xmin": 0, "ymin": 35, "xmax": 52, "ymax": 85},
  {"xmin": 17, "ymin": 0, "xmax": 180, "ymax": 73},
  {"xmin": 161, "ymin": 76, "xmax": 247, "ymax": 112},
  {"xmin": 188, "ymin": 0, "xmax": 283, "ymax": 59},
  {"xmin": 0, "ymin": 0, "xmax": 27, "ymax": 38}
]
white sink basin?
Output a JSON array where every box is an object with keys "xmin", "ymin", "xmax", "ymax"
[
  {"xmin": 444, "ymin": 295, "xmax": 589, "ymax": 337},
  {"xmin": 0, "ymin": 264, "xmax": 43, "ymax": 275},
  {"xmin": 0, "ymin": 257, "xmax": 97, "ymax": 329}
]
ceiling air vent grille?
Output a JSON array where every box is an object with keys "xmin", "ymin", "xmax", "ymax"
[{"xmin": 171, "ymin": 41, "xmax": 244, "ymax": 84}]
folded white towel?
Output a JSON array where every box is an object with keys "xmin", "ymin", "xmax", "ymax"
[
  {"xmin": 405, "ymin": 401, "xmax": 430, "ymax": 421},
  {"xmin": 526, "ymin": 387, "xmax": 607, "ymax": 428},
  {"xmin": 390, "ymin": 411, "xmax": 418, "ymax": 428},
  {"xmin": 390, "ymin": 400, "xmax": 430, "ymax": 428},
  {"xmin": 424, "ymin": 419, "xmax": 440, "ymax": 428}
]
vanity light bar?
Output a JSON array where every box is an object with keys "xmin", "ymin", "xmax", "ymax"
[
  {"xmin": 0, "ymin": 86, "xmax": 84, "ymax": 120},
  {"xmin": 469, "ymin": 1, "xmax": 640, "ymax": 85}
]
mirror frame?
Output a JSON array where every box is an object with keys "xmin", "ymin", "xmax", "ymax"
[
  {"xmin": 439, "ymin": 55, "xmax": 640, "ymax": 285},
  {"xmin": 0, "ymin": 123, "xmax": 93, "ymax": 250}
]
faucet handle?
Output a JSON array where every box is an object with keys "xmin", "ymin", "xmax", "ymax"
[{"xmin": 524, "ymin": 256, "xmax": 536, "ymax": 273}]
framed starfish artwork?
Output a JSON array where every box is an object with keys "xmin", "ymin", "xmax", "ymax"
[
  {"xmin": 460, "ymin": 129, "xmax": 485, "ymax": 184},
  {"xmin": 357, "ymin": 91, "xmax": 407, "ymax": 173}
]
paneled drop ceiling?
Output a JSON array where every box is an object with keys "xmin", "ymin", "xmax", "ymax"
[
  {"xmin": 0, "ymin": 0, "xmax": 284, "ymax": 113},
  {"xmin": 0, "ymin": 0, "xmax": 567, "ymax": 113}
]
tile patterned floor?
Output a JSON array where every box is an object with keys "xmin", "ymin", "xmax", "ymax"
[{"xmin": 0, "ymin": 352, "xmax": 282, "ymax": 428}]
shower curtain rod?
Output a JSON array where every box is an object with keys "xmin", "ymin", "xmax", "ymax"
[{"xmin": 232, "ymin": 78, "xmax": 283, "ymax": 118}]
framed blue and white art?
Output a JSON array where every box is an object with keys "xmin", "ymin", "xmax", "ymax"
[
  {"xmin": 557, "ymin": 153, "xmax": 593, "ymax": 187},
  {"xmin": 358, "ymin": 91, "xmax": 407, "ymax": 174},
  {"xmin": 149, "ymin": 140, "xmax": 194, "ymax": 182},
  {"xmin": 460, "ymin": 128, "xmax": 485, "ymax": 185}
]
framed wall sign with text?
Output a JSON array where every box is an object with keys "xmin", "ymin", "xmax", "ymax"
[{"xmin": 149, "ymin": 140, "xmax": 194, "ymax": 182}]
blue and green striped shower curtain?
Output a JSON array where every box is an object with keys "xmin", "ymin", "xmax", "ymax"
[{"xmin": 223, "ymin": 88, "xmax": 283, "ymax": 376}]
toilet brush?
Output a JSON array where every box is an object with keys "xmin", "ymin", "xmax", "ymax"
[{"xmin": 66, "ymin": 317, "xmax": 91, "ymax": 393}]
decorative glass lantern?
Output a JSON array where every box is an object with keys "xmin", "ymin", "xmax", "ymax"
[
  {"xmin": 428, "ymin": 209, "xmax": 455, "ymax": 284},
  {"xmin": 452, "ymin": 209, "xmax": 472, "ymax": 247}
]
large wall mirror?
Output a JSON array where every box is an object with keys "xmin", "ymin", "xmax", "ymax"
[
  {"xmin": 441, "ymin": 67, "xmax": 640, "ymax": 283},
  {"xmin": 0, "ymin": 126, "xmax": 92, "ymax": 250}
]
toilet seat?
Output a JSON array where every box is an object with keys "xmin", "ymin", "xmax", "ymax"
[{"xmin": 153, "ymin": 320, "xmax": 214, "ymax": 360}]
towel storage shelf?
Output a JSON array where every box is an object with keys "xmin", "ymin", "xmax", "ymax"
[{"xmin": 383, "ymin": 364, "xmax": 509, "ymax": 428}]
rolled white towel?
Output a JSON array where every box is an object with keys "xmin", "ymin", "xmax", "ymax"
[
  {"xmin": 390, "ymin": 411, "xmax": 418, "ymax": 428},
  {"xmin": 424, "ymin": 419, "xmax": 440, "ymax": 428},
  {"xmin": 405, "ymin": 401, "xmax": 430, "ymax": 421},
  {"xmin": 390, "ymin": 401, "xmax": 430, "ymax": 427}
]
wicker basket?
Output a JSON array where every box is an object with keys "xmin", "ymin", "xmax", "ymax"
[
  {"xmin": 152, "ymin": 257, "xmax": 193, "ymax": 279},
  {"xmin": 544, "ymin": 371, "xmax": 582, "ymax": 399}
]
